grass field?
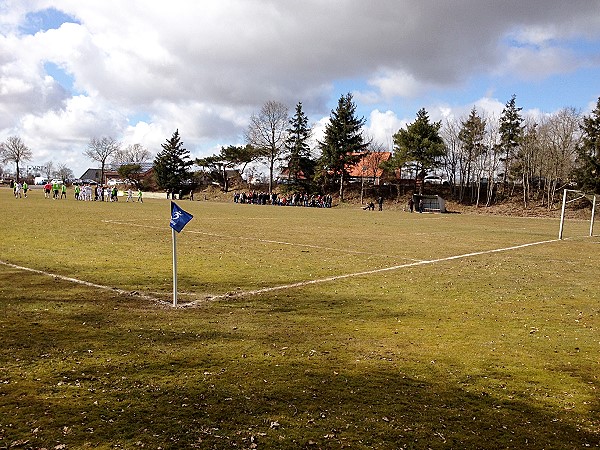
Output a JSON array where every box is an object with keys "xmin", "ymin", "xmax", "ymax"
[{"xmin": 0, "ymin": 187, "xmax": 598, "ymax": 449}]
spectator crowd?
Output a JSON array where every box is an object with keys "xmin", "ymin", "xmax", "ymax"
[{"xmin": 233, "ymin": 191, "xmax": 333, "ymax": 208}]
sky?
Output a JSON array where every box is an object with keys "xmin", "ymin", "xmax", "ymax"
[{"xmin": 1, "ymin": 0, "xmax": 600, "ymax": 179}]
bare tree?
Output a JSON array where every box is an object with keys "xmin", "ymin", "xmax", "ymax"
[
  {"xmin": 54, "ymin": 163, "xmax": 74, "ymax": 183},
  {"xmin": 0, "ymin": 136, "xmax": 32, "ymax": 182},
  {"xmin": 441, "ymin": 117, "xmax": 462, "ymax": 192},
  {"xmin": 112, "ymin": 143, "xmax": 151, "ymax": 167},
  {"xmin": 538, "ymin": 107, "xmax": 581, "ymax": 208},
  {"xmin": 245, "ymin": 100, "xmax": 289, "ymax": 194},
  {"xmin": 43, "ymin": 161, "xmax": 55, "ymax": 181},
  {"xmin": 482, "ymin": 117, "xmax": 503, "ymax": 206},
  {"xmin": 358, "ymin": 140, "xmax": 388, "ymax": 203},
  {"xmin": 84, "ymin": 137, "xmax": 121, "ymax": 184},
  {"xmin": 514, "ymin": 118, "xmax": 540, "ymax": 207}
]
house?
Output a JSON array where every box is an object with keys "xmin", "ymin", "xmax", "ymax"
[
  {"xmin": 79, "ymin": 165, "xmax": 154, "ymax": 186},
  {"xmin": 277, "ymin": 167, "xmax": 308, "ymax": 184},
  {"xmin": 346, "ymin": 151, "xmax": 392, "ymax": 185},
  {"xmin": 79, "ymin": 168, "xmax": 101, "ymax": 183}
]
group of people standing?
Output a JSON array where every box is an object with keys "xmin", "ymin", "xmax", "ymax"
[
  {"xmin": 9, "ymin": 180, "xmax": 143, "ymax": 203},
  {"xmin": 73, "ymin": 184, "xmax": 143, "ymax": 202},
  {"xmin": 10, "ymin": 180, "xmax": 29, "ymax": 198},
  {"xmin": 42, "ymin": 181, "xmax": 67, "ymax": 199},
  {"xmin": 233, "ymin": 191, "xmax": 333, "ymax": 208}
]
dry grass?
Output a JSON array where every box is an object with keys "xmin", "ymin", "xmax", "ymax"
[{"xmin": 0, "ymin": 187, "xmax": 598, "ymax": 449}]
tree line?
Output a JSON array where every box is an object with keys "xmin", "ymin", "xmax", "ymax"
[
  {"xmin": 192, "ymin": 93, "xmax": 600, "ymax": 207},
  {"xmin": 2, "ymin": 94, "xmax": 599, "ymax": 207}
]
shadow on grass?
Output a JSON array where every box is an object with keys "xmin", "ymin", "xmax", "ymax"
[
  {"xmin": 1, "ymin": 269, "xmax": 598, "ymax": 449},
  {"xmin": 1, "ymin": 354, "xmax": 598, "ymax": 449}
]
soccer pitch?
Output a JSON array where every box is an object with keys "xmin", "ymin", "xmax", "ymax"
[{"xmin": 0, "ymin": 188, "xmax": 598, "ymax": 448}]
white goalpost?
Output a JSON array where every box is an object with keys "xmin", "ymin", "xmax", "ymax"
[{"xmin": 558, "ymin": 189, "xmax": 597, "ymax": 240}]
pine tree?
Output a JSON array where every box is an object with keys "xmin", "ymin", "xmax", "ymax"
[
  {"xmin": 499, "ymin": 94, "xmax": 524, "ymax": 183},
  {"xmin": 284, "ymin": 102, "xmax": 313, "ymax": 189},
  {"xmin": 458, "ymin": 107, "xmax": 486, "ymax": 200},
  {"xmin": 153, "ymin": 129, "xmax": 193, "ymax": 193},
  {"xmin": 575, "ymin": 97, "xmax": 600, "ymax": 193},
  {"xmin": 318, "ymin": 93, "xmax": 368, "ymax": 200},
  {"xmin": 392, "ymin": 108, "xmax": 445, "ymax": 193}
]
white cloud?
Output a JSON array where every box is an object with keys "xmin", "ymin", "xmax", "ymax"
[
  {"xmin": 0, "ymin": 0, "xmax": 598, "ymax": 177},
  {"xmin": 367, "ymin": 70, "xmax": 430, "ymax": 100},
  {"xmin": 365, "ymin": 110, "xmax": 406, "ymax": 150},
  {"xmin": 499, "ymin": 45, "xmax": 579, "ymax": 80}
]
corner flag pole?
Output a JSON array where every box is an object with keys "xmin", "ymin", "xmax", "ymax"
[
  {"xmin": 172, "ymin": 227, "xmax": 178, "ymax": 306},
  {"xmin": 169, "ymin": 201, "xmax": 193, "ymax": 307}
]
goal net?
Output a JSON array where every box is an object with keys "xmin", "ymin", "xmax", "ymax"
[{"xmin": 558, "ymin": 189, "xmax": 598, "ymax": 240}]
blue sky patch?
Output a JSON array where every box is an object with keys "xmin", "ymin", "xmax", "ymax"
[
  {"xmin": 20, "ymin": 7, "xmax": 79, "ymax": 35},
  {"xmin": 44, "ymin": 61, "xmax": 74, "ymax": 92}
]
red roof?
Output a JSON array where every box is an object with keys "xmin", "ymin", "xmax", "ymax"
[{"xmin": 346, "ymin": 152, "xmax": 391, "ymax": 178}]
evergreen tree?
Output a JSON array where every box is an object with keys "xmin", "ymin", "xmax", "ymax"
[
  {"xmin": 392, "ymin": 108, "xmax": 445, "ymax": 192},
  {"xmin": 458, "ymin": 107, "xmax": 486, "ymax": 199},
  {"xmin": 153, "ymin": 129, "xmax": 193, "ymax": 192},
  {"xmin": 575, "ymin": 97, "xmax": 600, "ymax": 193},
  {"xmin": 284, "ymin": 102, "xmax": 314, "ymax": 190},
  {"xmin": 499, "ymin": 94, "xmax": 524, "ymax": 183},
  {"xmin": 317, "ymin": 93, "xmax": 367, "ymax": 200}
]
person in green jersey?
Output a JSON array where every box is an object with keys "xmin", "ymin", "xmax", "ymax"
[
  {"xmin": 61, "ymin": 183, "xmax": 67, "ymax": 199},
  {"xmin": 52, "ymin": 181, "xmax": 59, "ymax": 199},
  {"xmin": 137, "ymin": 188, "xmax": 143, "ymax": 203},
  {"xmin": 22, "ymin": 181, "xmax": 28, "ymax": 198}
]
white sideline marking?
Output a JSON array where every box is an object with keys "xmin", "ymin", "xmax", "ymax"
[
  {"xmin": 0, "ymin": 238, "xmax": 563, "ymax": 309},
  {"xmin": 183, "ymin": 238, "xmax": 561, "ymax": 307},
  {"xmin": 101, "ymin": 219, "xmax": 420, "ymax": 260},
  {"xmin": 0, "ymin": 260, "xmax": 169, "ymax": 306}
]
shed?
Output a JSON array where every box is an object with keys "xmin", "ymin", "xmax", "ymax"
[{"xmin": 413, "ymin": 194, "xmax": 446, "ymax": 213}]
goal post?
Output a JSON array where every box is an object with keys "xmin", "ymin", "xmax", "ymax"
[{"xmin": 558, "ymin": 189, "xmax": 597, "ymax": 240}]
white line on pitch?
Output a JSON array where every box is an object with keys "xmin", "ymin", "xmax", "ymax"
[
  {"xmin": 101, "ymin": 219, "xmax": 421, "ymax": 260},
  {"xmin": 182, "ymin": 238, "xmax": 560, "ymax": 307},
  {"xmin": 0, "ymin": 260, "xmax": 170, "ymax": 306}
]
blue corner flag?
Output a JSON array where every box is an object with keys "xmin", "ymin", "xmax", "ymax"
[{"xmin": 170, "ymin": 202, "xmax": 193, "ymax": 233}]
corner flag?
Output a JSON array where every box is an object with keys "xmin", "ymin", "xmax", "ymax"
[{"xmin": 170, "ymin": 202, "xmax": 193, "ymax": 233}]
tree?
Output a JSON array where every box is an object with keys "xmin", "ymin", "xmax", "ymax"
[
  {"xmin": 575, "ymin": 97, "xmax": 600, "ymax": 193},
  {"xmin": 112, "ymin": 143, "xmax": 151, "ymax": 167},
  {"xmin": 153, "ymin": 129, "xmax": 193, "ymax": 193},
  {"xmin": 458, "ymin": 108, "xmax": 486, "ymax": 204},
  {"xmin": 54, "ymin": 163, "xmax": 74, "ymax": 182},
  {"xmin": 0, "ymin": 136, "xmax": 32, "ymax": 182},
  {"xmin": 317, "ymin": 93, "xmax": 368, "ymax": 200},
  {"xmin": 537, "ymin": 108, "xmax": 581, "ymax": 207},
  {"xmin": 392, "ymin": 108, "xmax": 445, "ymax": 194},
  {"xmin": 283, "ymin": 102, "xmax": 314, "ymax": 190},
  {"xmin": 440, "ymin": 117, "xmax": 462, "ymax": 192},
  {"xmin": 84, "ymin": 137, "xmax": 121, "ymax": 184},
  {"xmin": 111, "ymin": 143, "xmax": 152, "ymax": 189},
  {"xmin": 220, "ymin": 144, "xmax": 260, "ymax": 180},
  {"xmin": 359, "ymin": 141, "xmax": 389, "ymax": 204},
  {"xmin": 43, "ymin": 161, "xmax": 54, "ymax": 181},
  {"xmin": 499, "ymin": 94, "xmax": 524, "ymax": 184},
  {"xmin": 196, "ymin": 145, "xmax": 260, "ymax": 192},
  {"xmin": 117, "ymin": 164, "xmax": 144, "ymax": 188},
  {"xmin": 246, "ymin": 100, "xmax": 289, "ymax": 194}
]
